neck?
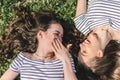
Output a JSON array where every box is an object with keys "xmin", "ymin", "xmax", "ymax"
[
  {"xmin": 80, "ymin": 54, "xmax": 93, "ymax": 68},
  {"xmin": 33, "ymin": 46, "xmax": 55, "ymax": 61},
  {"xmin": 34, "ymin": 49, "xmax": 55, "ymax": 61}
]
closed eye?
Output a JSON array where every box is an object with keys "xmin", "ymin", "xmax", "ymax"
[
  {"xmin": 92, "ymin": 33, "xmax": 99, "ymax": 41},
  {"xmin": 54, "ymin": 33, "xmax": 59, "ymax": 36}
]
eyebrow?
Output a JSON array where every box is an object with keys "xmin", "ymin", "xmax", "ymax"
[
  {"xmin": 87, "ymin": 30, "xmax": 99, "ymax": 40},
  {"xmin": 55, "ymin": 30, "xmax": 60, "ymax": 33},
  {"xmin": 54, "ymin": 30, "xmax": 63, "ymax": 36}
]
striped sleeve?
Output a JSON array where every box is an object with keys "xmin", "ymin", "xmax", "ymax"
[
  {"xmin": 88, "ymin": 0, "xmax": 120, "ymax": 31},
  {"xmin": 69, "ymin": 54, "xmax": 76, "ymax": 72},
  {"xmin": 89, "ymin": 17, "xmax": 120, "ymax": 31},
  {"xmin": 74, "ymin": 14, "xmax": 91, "ymax": 35},
  {"xmin": 74, "ymin": 14, "xmax": 110, "ymax": 35},
  {"xmin": 74, "ymin": 0, "xmax": 120, "ymax": 36},
  {"xmin": 89, "ymin": 17, "xmax": 110, "ymax": 30},
  {"xmin": 110, "ymin": 19, "xmax": 120, "ymax": 30},
  {"xmin": 10, "ymin": 52, "xmax": 24, "ymax": 73}
]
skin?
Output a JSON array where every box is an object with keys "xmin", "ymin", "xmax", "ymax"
[
  {"xmin": 51, "ymin": 1, "xmax": 120, "ymax": 80},
  {"xmin": 0, "ymin": 23, "xmax": 63, "ymax": 80},
  {"xmin": 79, "ymin": 25, "xmax": 112, "ymax": 68},
  {"xmin": 52, "ymin": 0, "xmax": 120, "ymax": 79},
  {"xmin": 75, "ymin": 0, "xmax": 120, "ymax": 68},
  {"xmin": 1, "ymin": 1, "xmax": 120, "ymax": 80},
  {"xmin": 75, "ymin": 0, "xmax": 87, "ymax": 17},
  {"xmin": 34, "ymin": 23, "xmax": 63, "ymax": 61},
  {"xmin": 51, "ymin": 27, "xmax": 112, "ymax": 79},
  {"xmin": 51, "ymin": 23, "xmax": 118, "ymax": 80},
  {"xmin": 76, "ymin": 0, "xmax": 120, "ymax": 40},
  {"xmin": 52, "ymin": 38, "xmax": 77, "ymax": 80}
]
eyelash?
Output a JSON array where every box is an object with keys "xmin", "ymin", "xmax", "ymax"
[
  {"xmin": 92, "ymin": 33, "xmax": 99, "ymax": 40},
  {"xmin": 54, "ymin": 33, "xmax": 63, "ymax": 38},
  {"xmin": 54, "ymin": 33, "xmax": 59, "ymax": 36}
]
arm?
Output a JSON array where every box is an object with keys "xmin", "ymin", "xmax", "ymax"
[
  {"xmin": 91, "ymin": 19, "xmax": 120, "ymax": 40},
  {"xmin": 74, "ymin": 0, "xmax": 90, "ymax": 35},
  {"xmin": 97, "ymin": 24, "xmax": 120, "ymax": 40},
  {"xmin": 0, "ymin": 68, "xmax": 19, "ymax": 80},
  {"xmin": 75, "ymin": 0, "xmax": 87, "ymax": 17},
  {"xmin": 52, "ymin": 39, "xmax": 77, "ymax": 80},
  {"xmin": 62, "ymin": 58, "xmax": 77, "ymax": 80}
]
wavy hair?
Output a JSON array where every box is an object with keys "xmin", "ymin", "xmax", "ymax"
[
  {"xmin": 94, "ymin": 40, "xmax": 120, "ymax": 80},
  {"xmin": 0, "ymin": 6, "xmax": 65, "ymax": 59}
]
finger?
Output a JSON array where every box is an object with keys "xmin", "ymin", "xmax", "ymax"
[
  {"xmin": 52, "ymin": 39, "xmax": 58, "ymax": 53},
  {"xmin": 56, "ymin": 39, "xmax": 69, "ymax": 54},
  {"xmin": 56, "ymin": 38, "xmax": 64, "ymax": 49},
  {"xmin": 66, "ymin": 44, "xmax": 72, "ymax": 50},
  {"xmin": 55, "ymin": 39, "xmax": 62, "ymax": 49},
  {"xmin": 54, "ymin": 38, "xmax": 60, "ymax": 49}
]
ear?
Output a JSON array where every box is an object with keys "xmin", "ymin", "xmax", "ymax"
[
  {"xmin": 97, "ymin": 50, "xmax": 103, "ymax": 58},
  {"xmin": 37, "ymin": 30, "xmax": 43, "ymax": 39}
]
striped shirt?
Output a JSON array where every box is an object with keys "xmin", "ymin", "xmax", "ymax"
[
  {"xmin": 74, "ymin": 0, "xmax": 120, "ymax": 35},
  {"xmin": 10, "ymin": 52, "xmax": 76, "ymax": 80}
]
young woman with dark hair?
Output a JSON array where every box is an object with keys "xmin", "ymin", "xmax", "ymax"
[{"xmin": 0, "ymin": 7, "xmax": 76, "ymax": 80}]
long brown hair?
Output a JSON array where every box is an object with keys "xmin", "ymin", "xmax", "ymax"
[
  {"xmin": 94, "ymin": 40, "xmax": 120, "ymax": 80},
  {"xmin": 0, "ymin": 6, "xmax": 64, "ymax": 59}
]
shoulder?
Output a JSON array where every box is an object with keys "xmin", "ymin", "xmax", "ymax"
[
  {"xmin": 17, "ymin": 51, "xmax": 33, "ymax": 59},
  {"xmin": 22, "ymin": 52, "xmax": 33, "ymax": 59}
]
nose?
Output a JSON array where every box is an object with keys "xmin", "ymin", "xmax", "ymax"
[
  {"xmin": 54, "ymin": 36, "xmax": 62, "ymax": 42},
  {"xmin": 59, "ymin": 37, "xmax": 62, "ymax": 42}
]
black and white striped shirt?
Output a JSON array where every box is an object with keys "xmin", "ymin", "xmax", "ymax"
[
  {"xmin": 74, "ymin": 0, "xmax": 120, "ymax": 35},
  {"xmin": 10, "ymin": 52, "xmax": 75, "ymax": 80}
]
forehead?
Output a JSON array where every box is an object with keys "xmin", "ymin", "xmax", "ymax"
[
  {"xmin": 88, "ymin": 29, "xmax": 106, "ymax": 49},
  {"xmin": 48, "ymin": 23, "xmax": 63, "ymax": 33}
]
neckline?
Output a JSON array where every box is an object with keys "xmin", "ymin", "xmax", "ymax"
[{"xmin": 20, "ymin": 52, "xmax": 60, "ymax": 63}]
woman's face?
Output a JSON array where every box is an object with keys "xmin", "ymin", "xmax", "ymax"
[
  {"xmin": 42, "ymin": 23, "xmax": 63, "ymax": 52},
  {"xmin": 80, "ymin": 27, "xmax": 111, "ymax": 67}
]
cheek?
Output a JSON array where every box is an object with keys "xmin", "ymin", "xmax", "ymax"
[
  {"xmin": 49, "ymin": 36, "xmax": 55, "ymax": 45},
  {"xmin": 80, "ymin": 44, "xmax": 87, "ymax": 54},
  {"xmin": 94, "ymin": 42, "xmax": 101, "ymax": 49},
  {"xmin": 59, "ymin": 37, "xmax": 62, "ymax": 42},
  {"xmin": 45, "ymin": 35, "xmax": 53, "ymax": 44}
]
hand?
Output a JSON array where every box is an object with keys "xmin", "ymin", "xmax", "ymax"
[
  {"xmin": 91, "ymin": 24, "xmax": 112, "ymax": 50},
  {"xmin": 108, "ymin": 27, "xmax": 120, "ymax": 40},
  {"xmin": 52, "ymin": 38, "xmax": 70, "ymax": 62}
]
